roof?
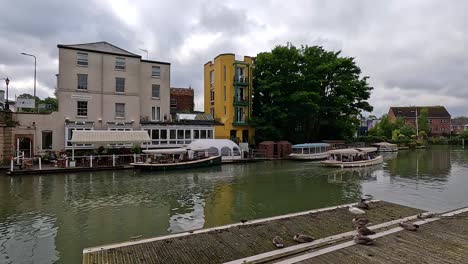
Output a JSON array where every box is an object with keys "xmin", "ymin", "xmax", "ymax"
[
  {"xmin": 451, "ymin": 117, "xmax": 468, "ymax": 126},
  {"xmin": 328, "ymin": 147, "xmax": 378, "ymax": 154},
  {"xmin": 170, "ymin": 87, "xmax": 194, "ymax": 96},
  {"xmin": 389, "ymin": 106, "xmax": 451, "ymax": 118},
  {"xmin": 70, "ymin": 130, "xmax": 150, "ymax": 144},
  {"xmin": 373, "ymin": 142, "xmax": 397, "ymax": 147},
  {"xmin": 176, "ymin": 113, "xmax": 214, "ymax": 121},
  {"xmin": 58, "ymin": 41, "xmax": 140, "ymax": 58},
  {"xmin": 292, "ymin": 143, "xmax": 330, "ymax": 148}
]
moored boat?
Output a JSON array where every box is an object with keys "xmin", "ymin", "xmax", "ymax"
[
  {"xmin": 321, "ymin": 147, "xmax": 383, "ymax": 168},
  {"xmin": 130, "ymin": 148, "xmax": 222, "ymax": 171},
  {"xmin": 289, "ymin": 143, "xmax": 331, "ymax": 160},
  {"xmin": 373, "ymin": 142, "xmax": 398, "ymax": 152}
]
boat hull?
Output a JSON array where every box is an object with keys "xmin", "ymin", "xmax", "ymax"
[
  {"xmin": 289, "ymin": 153, "xmax": 328, "ymax": 160},
  {"xmin": 130, "ymin": 155, "xmax": 222, "ymax": 171},
  {"xmin": 321, "ymin": 156, "xmax": 383, "ymax": 168}
]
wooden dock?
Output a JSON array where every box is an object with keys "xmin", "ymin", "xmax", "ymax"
[{"xmin": 83, "ymin": 201, "xmax": 428, "ymax": 264}]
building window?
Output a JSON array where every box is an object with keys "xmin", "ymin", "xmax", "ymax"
[
  {"xmin": 77, "ymin": 52, "xmax": 88, "ymax": 66},
  {"xmin": 152, "ymin": 106, "xmax": 160, "ymax": 121},
  {"xmin": 115, "ymin": 103, "xmax": 125, "ymax": 118},
  {"xmin": 42, "ymin": 131, "xmax": 53, "ymax": 150},
  {"xmin": 152, "ymin": 84, "xmax": 160, "ymax": 98},
  {"xmin": 170, "ymin": 98, "xmax": 177, "ymax": 108},
  {"xmin": 223, "ymin": 66, "xmax": 226, "ymax": 81},
  {"xmin": 152, "ymin": 66, "xmax": 161, "ymax": 78},
  {"xmin": 77, "ymin": 101, "xmax": 88, "ymax": 116},
  {"xmin": 208, "ymin": 130, "xmax": 213, "ymax": 139},
  {"xmin": 224, "ymin": 86, "xmax": 226, "ymax": 101},
  {"xmin": 237, "ymin": 67, "xmax": 244, "ymax": 81},
  {"xmin": 224, "ymin": 106, "xmax": 226, "ymax": 116},
  {"xmin": 210, "ymin": 70, "xmax": 214, "ymax": 84},
  {"xmin": 429, "ymin": 119, "xmax": 432, "ymax": 124},
  {"xmin": 66, "ymin": 127, "xmax": 93, "ymax": 147},
  {"xmin": 115, "ymin": 57, "xmax": 125, "ymax": 70},
  {"xmin": 210, "ymin": 90, "xmax": 215, "ymax": 102},
  {"xmin": 210, "ymin": 108, "xmax": 214, "ymax": 118},
  {"xmin": 77, "ymin": 74, "xmax": 88, "ymax": 90},
  {"xmin": 116, "ymin": 77, "xmax": 125, "ymax": 93}
]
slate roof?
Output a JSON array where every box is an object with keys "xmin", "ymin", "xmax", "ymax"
[
  {"xmin": 389, "ymin": 106, "xmax": 451, "ymax": 118},
  {"xmin": 58, "ymin": 41, "xmax": 140, "ymax": 57}
]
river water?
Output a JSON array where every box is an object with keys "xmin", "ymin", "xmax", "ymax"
[{"xmin": 1, "ymin": 146, "xmax": 468, "ymax": 263}]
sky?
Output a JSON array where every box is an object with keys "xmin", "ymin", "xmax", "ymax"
[{"xmin": 0, "ymin": 0, "xmax": 467, "ymax": 117}]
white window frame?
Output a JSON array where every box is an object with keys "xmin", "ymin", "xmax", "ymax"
[
  {"xmin": 77, "ymin": 74, "xmax": 88, "ymax": 90},
  {"xmin": 210, "ymin": 70, "xmax": 214, "ymax": 84},
  {"xmin": 115, "ymin": 57, "xmax": 126, "ymax": 70},
  {"xmin": 77, "ymin": 101, "xmax": 88, "ymax": 117},
  {"xmin": 115, "ymin": 77, "xmax": 125, "ymax": 93},
  {"xmin": 77, "ymin": 52, "xmax": 88, "ymax": 66},
  {"xmin": 115, "ymin": 103, "xmax": 125, "ymax": 118},
  {"xmin": 152, "ymin": 66, "xmax": 161, "ymax": 78},
  {"xmin": 152, "ymin": 84, "xmax": 160, "ymax": 98}
]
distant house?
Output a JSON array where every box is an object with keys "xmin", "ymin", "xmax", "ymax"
[
  {"xmin": 170, "ymin": 87, "xmax": 194, "ymax": 119},
  {"xmin": 451, "ymin": 117, "xmax": 468, "ymax": 134},
  {"xmin": 388, "ymin": 106, "xmax": 451, "ymax": 136}
]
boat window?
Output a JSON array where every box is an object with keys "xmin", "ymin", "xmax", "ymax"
[
  {"xmin": 303, "ymin": 148, "xmax": 310, "ymax": 154},
  {"xmin": 233, "ymin": 147, "xmax": 241, "ymax": 156},
  {"xmin": 292, "ymin": 148, "xmax": 302, "ymax": 154},
  {"xmin": 221, "ymin": 146, "xmax": 231, "ymax": 156},
  {"xmin": 194, "ymin": 130, "xmax": 199, "ymax": 139},
  {"xmin": 185, "ymin": 130, "xmax": 191, "ymax": 139},
  {"xmin": 201, "ymin": 130, "xmax": 207, "ymax": 138},
  {"xmin": 208, "ymin": 147, "xmax": 219, "ymax": 156},
  {"xmin": 170, "ymin": 130, "xmax": 176, "ymax": 139},
  {"xmin": 177, "ymin": 130, "xmax": 184, "ymax": 139}
]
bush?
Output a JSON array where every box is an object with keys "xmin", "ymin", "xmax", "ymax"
[
  {"xmin": 428, "ymin": 137, "xmax": 448, "ymax": 145},
  {"xmin": 131, "ymin": 145, "xmax": 142, "ymax": 154}
]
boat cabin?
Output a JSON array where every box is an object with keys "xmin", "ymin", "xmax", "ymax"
[{"xmin": 291, "ymin": 143, "xmax": 330, "ymax": 155}]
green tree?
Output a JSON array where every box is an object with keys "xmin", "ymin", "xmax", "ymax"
[
  {"xmin": 17, "ymin": 94, "xmax": 58, "ymax": 113},
  {"xmin": 400, "ymin": 124, "xmax": 415, "ymax": 137},
  {"xmin": 418, "ymin": 108, "xmax": 430, "ymax": 135},
  {"xmin": 40, "ymin": 97, "xmax": 58, "ymax": 112},
  {"xmin": 252, "ymin": 44, "xmax": 373, "ymax": 142}
]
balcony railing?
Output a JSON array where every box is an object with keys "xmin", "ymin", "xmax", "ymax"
[
  {"xmin": 234, "ymin": 76, "xmax": 249, "ymax": 85},
  {"xmin": 233, "ymin": 96, "xmax": 249, "ymax": 105}
]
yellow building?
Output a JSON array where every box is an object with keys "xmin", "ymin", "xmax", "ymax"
[{"xmin": 204, "ymin": 54, "xmax": 255, "ymax": 143}]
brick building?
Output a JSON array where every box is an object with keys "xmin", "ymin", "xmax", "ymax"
[
  {"xmin": 451, "ymin": 117, "xmax": 468, "ymax": 135},
  {"xmin": 388, "ymin": 106, "xmax": 451, "ymax": 136},
  {"xmin": 170, "ymin": 87, "xmax": 194, "ymax": 119}
]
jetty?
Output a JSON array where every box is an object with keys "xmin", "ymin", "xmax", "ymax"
[{"xmin": 80, "ymin": 200, "xmax": 468, "ymax": 264}]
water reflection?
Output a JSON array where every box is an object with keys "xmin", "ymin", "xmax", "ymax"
[{"xmin": 1, "ymin": 146, "xmax": 468, "ymax": 263}]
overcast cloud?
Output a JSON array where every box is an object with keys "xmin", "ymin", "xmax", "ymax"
[{"xmin": 0, "ymin": 0, "xmax": 467, "ymax": 116}]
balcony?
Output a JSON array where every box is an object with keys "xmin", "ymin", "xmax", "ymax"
[
  {"xmin": 233, "ymin": 119, "xmax": 248, "ymax": 126},
  {"xmin": 233, "ymin": 96, "xmax": 249, "ymax": 106},
  {"xmin": 234, "ymin": 76, "xmax": 249, "ymax": 86}
]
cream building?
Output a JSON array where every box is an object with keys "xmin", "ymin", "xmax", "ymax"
[{"xmin": 11, "ymin": 42, "xmax": 176, "ymax": 157}]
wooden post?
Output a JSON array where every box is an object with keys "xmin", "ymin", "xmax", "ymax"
[
  {"xmin": 112, "ymin": 154, "xmax": 116, "ymax": 167},
  {"xmin": 38, "ymin": 157, "xmax": 42, "ymax": 170},
  {"xmin": 133, "ymin": 153, "xmax": 137, "ymax": 163},
  {"xmin": 10, "ymin": 159, "xmax": 13, "ymax": 171},
  {"xmin": 72, "ymin": 144, "xmax": 75, "ymax": 160},
  {"xmin": 90, "ymin": 155, "xmax": 93, "ymax": 167}
]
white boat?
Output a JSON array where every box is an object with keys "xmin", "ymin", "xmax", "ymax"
[
  {"xmin": 373, "ymin": 142, "xmax": 398, "ymax": 152},
  {"xmin": 321, "ymin": 147, "xmax": 383, "ymax": 168},
  {"xmin": 289, "ymin": 143, "xmax": 331, "ymax": 160},
  {"xmin": 130, "ymin": 148, "xmax": 222, "ymax": 171}
]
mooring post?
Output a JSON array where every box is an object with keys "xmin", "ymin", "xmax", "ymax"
[
  {"xmin": 10, "ymin": 159, "xmax": 13, "ymax": 171},
  {"xmin": 90, "ymin": 155, "xmax": 93, "ymax": 167},
  {"xmin": 133, "ymin": 153, "xmax": 137, "ymax": 163},
  {"xmin": 113, "ymin": 154, "xmax": 116, "ymax": 167},
  {"xmin": 38, "ymin": 157, "xmax": 42, "ymax": 170}
]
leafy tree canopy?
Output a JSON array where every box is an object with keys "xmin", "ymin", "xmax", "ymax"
[
  {"xmin": 17, "ymin": 93, "xmax": 58, "ymax": 113},
  {"xmin": 252, "ymin": 44, "xmax": 373, "ymax": 143}
]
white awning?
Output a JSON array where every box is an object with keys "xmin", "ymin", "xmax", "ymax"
[{"xmin": 70, "ymin": 130, "xmax": 151, "ymax": 144}]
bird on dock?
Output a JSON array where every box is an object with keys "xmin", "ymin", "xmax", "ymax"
[
  {"xmin": 417, "ymin": 212, "xmax": 436, "ymax": 219},
  {"xmin": 357, "ymin": 226, "xmax": 376, "ymax": 236},
  {"xmin": 352, "ymin": 217, "xmax": 370, "ymax": 227},
  {"xmin": 293, "ymin": 234, "xmax": 314, "ymax": 243},
  {"xmin": 356, "ymin": 199, "xmax": 370, "ymax": 210},
  {"xmin": 354, "ymin": 234, "xmax": 375, "ymax": 245},
  {"xmin": 349, "ymin": 206, "xmax": 366, "ymax": 215},
  {"xmin": 240, "ymin": 219, "xmax": 248, "ymax": 224},
  {"xmin": 399, "ymin": 222, "xmax": 419, "ymax": 231},
  {"xmin": 272, "ymin": 236, "xmax": 284, "ymax": 248}
]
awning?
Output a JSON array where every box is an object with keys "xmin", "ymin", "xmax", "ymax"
[{"xmin": 70, "ymin": 130, "xmax": 151, "ymax": 144}]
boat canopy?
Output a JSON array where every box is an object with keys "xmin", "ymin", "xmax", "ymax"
[
  {"xmin": 187, "ymin": 139, "xmax": 241, "ymax": 158},
  {"xmin": 327, "ymin": 147, "xmax": 378, "ymax": 155},
  {"xmin": 143, "ymin": 148, "xmax": 187, "ymax": 154},
  {"xmin": 292, "ymin": 143, "xmax": 330, "ymax": 148},
  {"xmin": 373, "ymin": 142, "xmax": 397, "ymax": 147}
]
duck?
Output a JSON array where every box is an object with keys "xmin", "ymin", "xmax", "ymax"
[
  {"xmin": 356, "ymin": 199, "xmax": 370, "ymax": 210},
  {"xmin": 399, "ymin": 222, "xmax": 419, "ymax": 231},
  {"xmin": 354, "ymin": 234, "xmax": 375, "ymax": 245},
  {"xmin": 352, "ymin": 217, "xmax": 370, "ymax": 227},
  {"xmin": 272, "ymin": 236, "xmax": 284, "ymax": 248},
  {"xmin": 357, "ymin": 226, "xmax": 376, "ymax": 236},
  {"xmin": 293, "ymin": 234, "xmax": 314, "ymax": 243},
  {"xmin": 417, "ymin": 212, "xmax": 436, "ymax": 219},
  {"xmin": 349, "ymin": 207, "xmax": 366, "ymax": 215}
]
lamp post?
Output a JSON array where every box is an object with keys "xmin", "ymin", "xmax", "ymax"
[{"xmin": 21, "ymin": 52, "xmax": 37, "ymax": 111}]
